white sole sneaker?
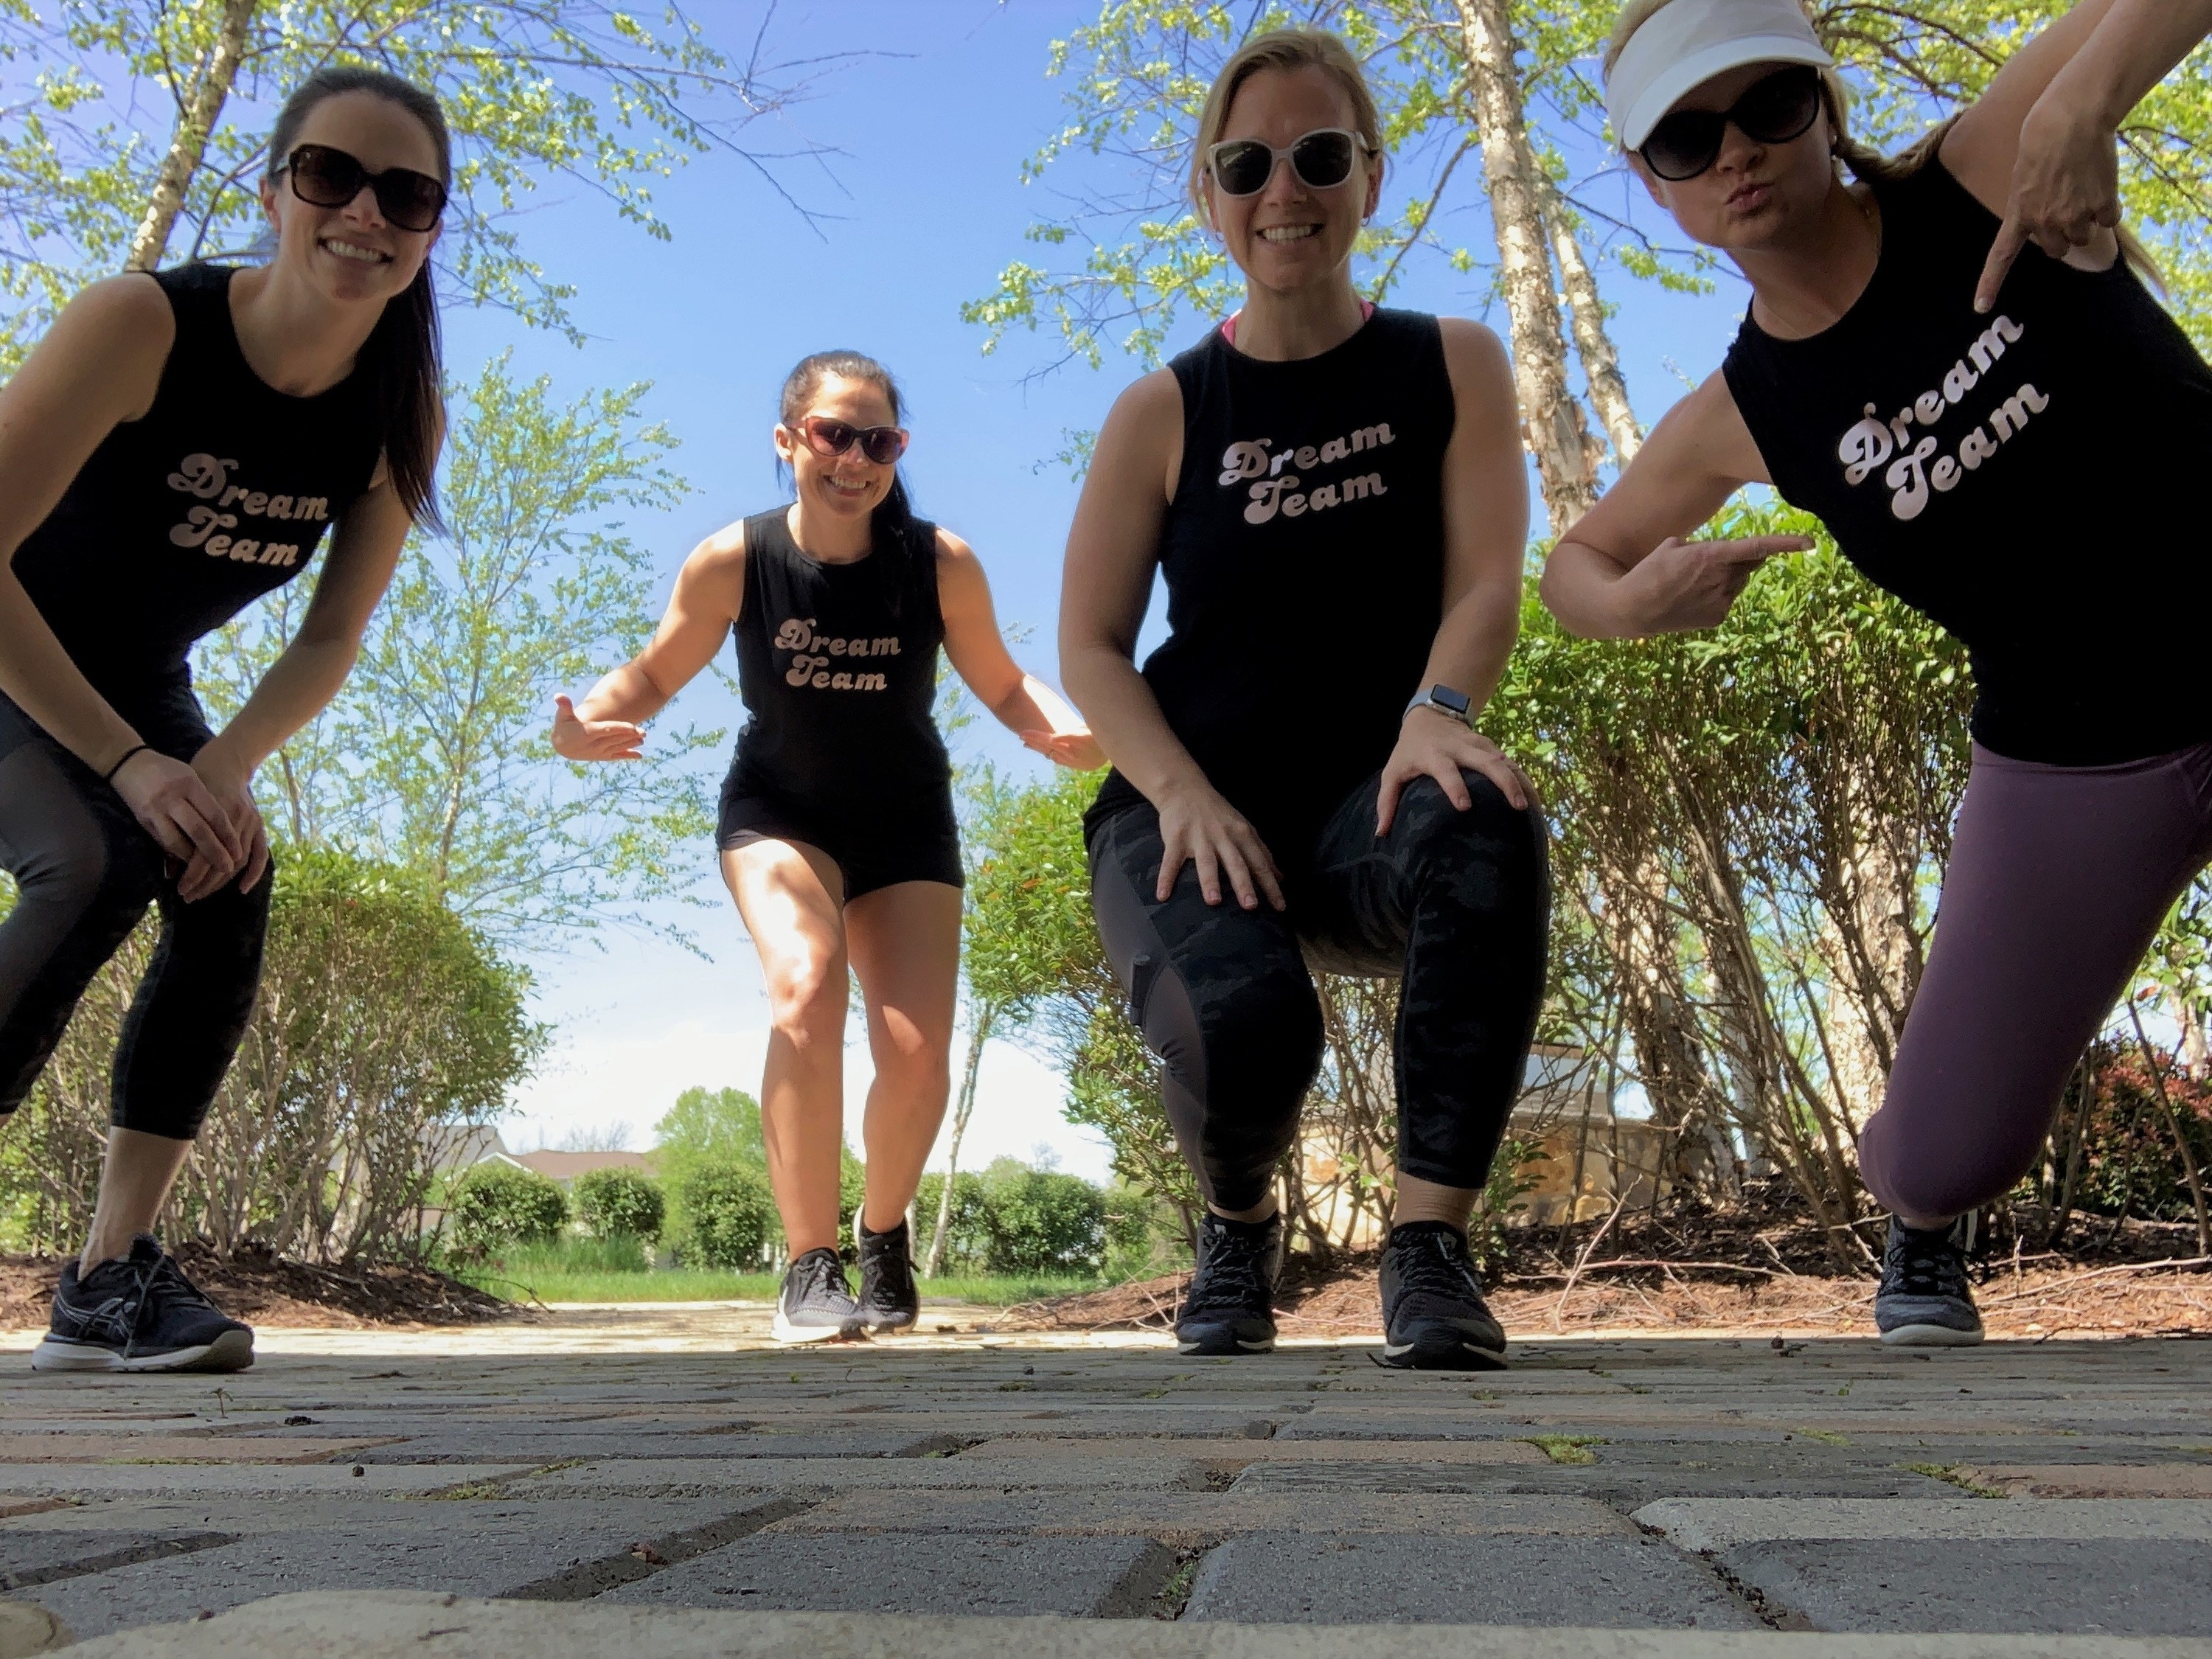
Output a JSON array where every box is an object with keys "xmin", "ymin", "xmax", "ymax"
[
  {"xmin": 1879, "ymin": 1321, "xmax": 1985, "ymax": 1347},
  {"xmin": 771, "ymin": 1310, "xmax": 859, "ymax": 1344},
  {"xmin": 31, "ymin": 1327, "xmax": 254, "ymax": 1373}
]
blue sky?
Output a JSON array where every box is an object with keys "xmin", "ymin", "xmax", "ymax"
[{"xmin": 467, "ymin": 1, "xmax": 1747, "ymax": 1170}]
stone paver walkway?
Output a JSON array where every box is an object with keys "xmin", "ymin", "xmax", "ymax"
[{"xmin": 1, "ymin": 1312, "xmax": 2209, "ymax": 1654}]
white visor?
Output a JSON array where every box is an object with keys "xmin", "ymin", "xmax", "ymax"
[{"xmin": 1607, "ymin": 0, "xmax": 1834, "ymax": 151}]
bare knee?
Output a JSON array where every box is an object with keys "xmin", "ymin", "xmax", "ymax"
[{"xmin": 764, "ymin": 950, "xmax": 846, "ymax": 1054}]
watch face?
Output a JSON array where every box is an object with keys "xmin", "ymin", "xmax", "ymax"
[{"xmin": 1431, "ymin": 685, "xmax": 1471, "ymax": 717}]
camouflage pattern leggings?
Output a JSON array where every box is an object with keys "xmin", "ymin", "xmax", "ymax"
[{"xmin": 1086, "ymin": 770, "xmax": 1550, "ymax": 1214}]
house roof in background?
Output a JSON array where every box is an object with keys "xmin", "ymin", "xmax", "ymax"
[{"xmin": 508, "ymin": 1150, "xmax": 660, "ymax": 1182}]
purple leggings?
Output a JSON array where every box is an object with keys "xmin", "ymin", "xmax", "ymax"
[{"xmin": 1859, "ymin": 742, "xmax": 2212, "ymax": 1222}]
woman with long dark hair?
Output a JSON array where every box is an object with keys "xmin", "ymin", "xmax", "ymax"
[
  {"xmin": 0, "ymin": 67, "xmax": 451, "ymax": 1371},
  {"xmin": 1058, "ymin": 29, "xmax": 1550, "ymax": 1368},
  {"xmin": 555, "ymin": 350, "xmax": 1102, "ymax": 1342},
  {"xmin": 1544, "ymin": 0, "xmax": 2212, "ymax": 1343}
]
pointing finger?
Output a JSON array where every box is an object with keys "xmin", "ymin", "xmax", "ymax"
[{"xmin": 1976, "ymin": 212, "xmax": 2030, "ymax": 314}]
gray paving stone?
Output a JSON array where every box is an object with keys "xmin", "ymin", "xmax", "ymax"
[
  {"xmin": 0, "ymin": 1464, "xmax": 536, "ymax": 1499},
  {"xmin": 1721, "ymin": 1540, "xmax": 2212, "ymax": 1635},
  {"xmin": 19, "ymin": 1496, "xmax": 781, "ymax": 1640},
  {"xmin": 1638, "ymin": 1498, "xmax": 2212, "ymax": 1551},
  {"xmin": 605, "ymin": 1531, "xmax": 1175, "ymax": 1616},
  {"xmin": 774, "ymin": 1489, "xmax": 1637, "ymax": 1540},
  {"xmin": 348, "ymin": 1430, "xmax": 953, "ymax": 1463},
  {"xmin": 1183, "ymin": 1533, "xmax": 1761, "ymax": 1628},
  {"xmin": 1, "ymin": 1529, "xmax": 232, "ymax": 1592},
  {"xmin": 510, "ymin": 1453, "xmax": 1208, "ymax": 1496},
  {"xmin": 1229, "ymin": 1450, "xmax": 1958, "ymax": 1504}
]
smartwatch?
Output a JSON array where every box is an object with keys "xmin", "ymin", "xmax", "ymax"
[{"xmin": 1404, "ymin": 684, "xmax": 1473, "ymax": 727}]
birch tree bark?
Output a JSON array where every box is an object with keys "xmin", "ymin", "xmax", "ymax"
[
  {"xmin": 1541, "ymin": 176, "xmax": 1642, "ymax": 468},
  {"xmin": 925, "ymin": 1000, "xmax": 1001, "ymax": 1277},
  {"xmin": 1452, "ymin": 0, "xmax": 1598, "ymax": 533},
  {"xmin": 125, "ymin": 0, "xmax": 260, "ymax": 273}
]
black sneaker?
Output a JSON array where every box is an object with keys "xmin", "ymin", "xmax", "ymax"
[
  {"xmin": 773, "ymin": 1247, "xmax": 863, "ymax": 1343},
  {"xmin": 1378, "ymin": 1221, "xmax": 1507, "ymax": 1371},
  {"xmin": 1176, "ymin": 1211, "xmax": 1281, "ymax": 1356},
  {"xmin": 855, "ymin": 1217, "xmax": 919, "ymax": 1333},
  {"xmin": 1875, "ymin": 1214, "xmax": 1984, "ymax": 1346},
  {"xmin": 32, "ymin": 1236, "xmax": 253, "ymax": 1374}
]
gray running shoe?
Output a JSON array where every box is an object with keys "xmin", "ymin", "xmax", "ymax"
[
  {"xmin": 855, "ymin": 1217, "xmax": 919, "ymax": 1332},
  {"xmin": 1176, "ymin": 1211, "xmax": 1281, "ymax": 1355},
  {"xmin": 32, "ymin": 1235, "xmax": 253, "ymax": 1374},
  {"xmin": 1378, "ymin": 1221, "xmax": 1507, "ymax": 1370},
  {"xmin": 773, "ymin": 1247, "xmax": 863, "ymax": 1343},
  {"xmin": 1875, "ymin": 1215, "xmax": 1984, "ymax": 1346}
]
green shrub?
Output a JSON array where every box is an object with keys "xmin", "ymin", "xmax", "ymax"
[
  {"xmin": 914, "ymin": 1170, "xmax": 992, "ymax": 1275},
  {"xmin": 680, "ymin": 1163, "xmax": 778, "ymax": 1270},
  {"xmin": 448, "ymin": 1164, "xmax": 568, "ymax": 1255},
  {"xmin": 573, "ymin": 1167, "xmax": 665, "ymax": 1244},
  {"xmin": 978, "ymin": 1158, "xmax": 1108, "ymax": 1276}
]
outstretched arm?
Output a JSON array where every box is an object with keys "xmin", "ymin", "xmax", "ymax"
[
  {"xmin": 1540, "ymin": 373, "xmax": 1806, "ymax": 639},
  {"xmin": 553, "ymin": 522, "xmax": 744, "ymax": 760},
  {"xmin": 935, "ymin": 528, "xmax": 1105, "ymax": 771},
  {"xmin": 1950, "ymin": 0, "xmax": 2212, "ymax": 307}
]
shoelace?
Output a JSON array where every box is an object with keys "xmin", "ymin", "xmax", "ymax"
[
  {"xmin": 1185, "ymin": 1224, "xmax": 1273, "ymax": 1314},
  {"xmin": 863, "ymin": 1234, "xmax": 913, "ymax": 1304},
  {"xmin": 1390, "ymin": 1231, "xmax": 1482, "ymax": 1305},
  {"xmin": 143, "ymin": 1252, "xmax": 222, "ymax": 1320},
  {"xmin": 789, "ymin": 1251, "xmax": 849, "ymax": 1308},
  {"xmin": 1886, "ymin": 1229, "xmax": 1969, "ymax": 1299}
]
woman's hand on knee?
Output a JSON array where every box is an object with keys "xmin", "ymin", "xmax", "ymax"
[
  {"xmin": 186, "ymin": 739, "xmax": 267, "ymax": 900},
  {"xmin": 1153, "ymin": 781, "xmax": 1284, "ymax": 911},
  {"xmin": 1377, "ymin": 711, "xmax": 1534, "ymax": 835},
  {"xmin": 110, "ymin": 749, "xmax": 242, "ymax": 892}
]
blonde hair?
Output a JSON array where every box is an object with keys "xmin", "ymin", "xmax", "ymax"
[
  {"xmin": 1189, "ymin": 29, "xmax": 1382, "ymax": 220},
  {"xmin": 1604, "ymin": 0, "xmax": 2160, "ymax": 284}
]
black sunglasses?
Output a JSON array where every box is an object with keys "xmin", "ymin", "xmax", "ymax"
[
  {"xmin": 277, "ymin": 143, "xmax": 448, "ymax": 232},
  {"xmin": 798, "ymin": 415, "xmax": 908, "ymax": 466},
  {"xmin": 1206, "ymin": 128, "xmax": 1371, "ymax": 198},
  {"xmin": 1638, "ymin": 66, "xmax": 1825, "ymax": 182}
]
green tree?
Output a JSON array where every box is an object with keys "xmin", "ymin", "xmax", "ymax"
[
  {"xmin": 573, "ymin": 1166, "xmax": 665, "ymax": 1245},
  {"xmin": 195, "ymin": 358, "xmax": 717, "ymax": 946},
  {"xmin": 677, "ymin": 1163, "xmax": 776, "ymax": 1270},
  {"xmin": 448, "ymin": 1161, "xmax": 568, "ymax": 1255},
  {"xmin": 0, "ymin": 0, "xmax": 841, "ymax": 366}
]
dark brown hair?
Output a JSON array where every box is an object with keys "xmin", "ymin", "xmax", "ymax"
[
  {"xmin": 267, "ymin": 66, "xmax": 451, "ymax": 532},
  {"xmin": 778, "ymin": 349, "xmax": 916, "ymax": 544}
]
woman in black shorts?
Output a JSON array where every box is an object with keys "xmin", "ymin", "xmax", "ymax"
[
  {"xmin": 1059, "ymin": 29, "xmax": 1550, "ymax": 1368},
  {"xmin": 556, "ymin": 349, "xmax": 1102, "ymax": 1340},
  {"xmin": 0, "ymin": 67, "xmax": 450, "ymax": 1371}
]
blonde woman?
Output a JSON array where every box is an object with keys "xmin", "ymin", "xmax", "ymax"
[
  {"xmin": 1543, "ymin": 0, "xmax": 2212, "ymax": 1343},
  {"xmin": 1059, "ymin": 29, "xmax": 1548, "ymax": 1368}
]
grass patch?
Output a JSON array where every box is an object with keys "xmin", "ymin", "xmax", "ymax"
[
  {"xmin": 1521, "ymin": 1435, "xmax": 1605, "ymax": 1466},
  {"xmin": 1901, "ymin": 1462, "xmax": 2008, "ymax": 1498},
  {"xmin": 450, "ymin": 1253, "xmax": 1100, "ymax": 1307},
  {"xmin": 1792, "ymin": 1427, "xmax": 1850, "ymax": 1446}
]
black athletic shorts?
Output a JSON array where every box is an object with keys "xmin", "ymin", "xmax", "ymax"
[{"xmin": 716, "ymin": 782, "xmax": 961, "ymax": 901}]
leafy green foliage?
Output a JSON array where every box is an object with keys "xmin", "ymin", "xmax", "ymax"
[
  {"xmin": 448, "ymin": 1162, "xmax": 568, "ymax": 1254},
  {"xmin": 0, "ymin": 0, "xmax": 838, "ymax": 367},
  {"xmin": 572, "ymin": 1167, "xmax": 665, "ymax": 1244},
  {"xmin": 195, "ymin": 357, "xmax": 715, "ymax": 948},
  {"xmin": 916, "ymin": 1158, "xmax": 1121, "ymax": 1278},
  {"xmin": 677, "ymin": 1162, "xmax": 778, "ymax": 1271}
]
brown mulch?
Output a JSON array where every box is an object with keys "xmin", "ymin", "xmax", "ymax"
[
  {"xmin": 1001, "ymin": 1201, "xmax": 2212, "ymax": 1341},
  {"xmin": 0, "ymin": 1241, "xmax": 516, "ymax": 1330}
]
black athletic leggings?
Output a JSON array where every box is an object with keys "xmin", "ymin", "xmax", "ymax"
[
  {"xmin": 1088, "ymin": 770, "xmax": 1551, "ymax": 1214},
  {"xmin": 0, "ymin": 689, "xmax": 268, "ymax": 1140}
]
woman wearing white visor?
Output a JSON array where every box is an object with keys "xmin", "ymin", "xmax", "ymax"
[{"xmin": 1543, "ymin": 0, "xmax": 2212, "ymax": 1345}]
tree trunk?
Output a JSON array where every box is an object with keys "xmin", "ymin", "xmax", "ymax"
[
  {"xmin": 126, "ymin": 0, "xmax": 260, "ymax": 274},
  {"xmin": 925, "ymin": 1000, "xmax": 998, "ymax": 1277},
  {"xmin": 1452, "ymin": 0, "xmax": 1598, "ymax": 535},
  {"xmin": 1540, "ymin": 178, "xmax": 1641, "ymax": 469}
]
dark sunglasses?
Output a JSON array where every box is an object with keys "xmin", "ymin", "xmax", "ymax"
[
  {"xmin": 277, "ymin": 143, "xmax": 448, "ymax": 232},
  {"xmin": 1206, "ymin": 127, "xmax": 1371, "ymax": 198},
  {"xmin": 797, "ymin": 415, "xmax": 907, "ymax": 466},
  {"xmin": 1638, "ymin": 66, "xmax": 1825, "ymax": 182}
]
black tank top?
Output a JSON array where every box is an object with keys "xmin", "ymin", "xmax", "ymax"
[
  {"xmin": 1089, "ymin": 309, "xmax": 1457, "ymax": 856},
  {"xmin": 1722, "ymin": 159, "xmax": 2212, "ymax": 765},
  {"xmin": 13, "ymin": 262, "xmax": 383, "ymax": 718},
  {"xmin": 726, "ymin": 507, "xmax": 953, "ymax": 818}
]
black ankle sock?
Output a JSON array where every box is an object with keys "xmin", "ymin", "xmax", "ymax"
[
  {"xmin": 1389, "ymin": 1220, "xmax": 1469, "ymax": 1247},
  {"xmin": 1205, "ymin": 1211, "xmax": 1278, "ymax": 1239}
]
